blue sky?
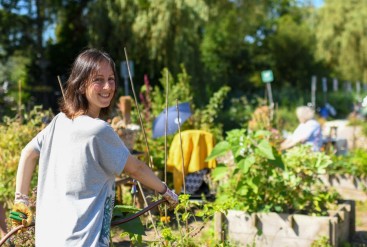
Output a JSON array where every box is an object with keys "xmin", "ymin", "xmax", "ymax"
[{"xmin": 314, "ymin": 0, "xmax": 324, "ymax": 7}]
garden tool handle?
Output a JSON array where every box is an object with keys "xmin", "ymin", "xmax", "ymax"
[
  {"xmin": 0, "ymin": 199, "xmax": 167, "ymax": 246},
  {"xmin": 111, "ymin": 198, "xmax": 166, "ymax": 226},
  {"xmin": 0, "ymin": 223, "xmax": 34, "ymax": 246}
]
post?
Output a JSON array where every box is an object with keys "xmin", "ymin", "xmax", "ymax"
[
  {"xmin": 117, "ymin": 96, "xmax": 132, "ymax": 126},
  {"xmin": 322, "ymin": 77, "xmax": 327, "ymax": 104},
  {"xmin": 214, "ymin": 212, "xmax": 224, "ymax": 241},
  {"xmin": 266, "ymin": 83, "xmax": 274, "ymax": 120},
  {"xmin": 261, "ymin": 70, "xmax": 275, "ymax": 120},
  {"xmin": 120, "ymin": 60, "xmax": 134, "ymax": 96},
  {"xmin": 311, "ymin": 75, "xmax": 317, "ymax": 108}
]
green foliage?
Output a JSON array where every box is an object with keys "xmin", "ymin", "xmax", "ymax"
[
  {"xmin": 311, "ymin": 236, "xmax": 332, "ymax": 247},
  {"xmin": 219, "ymin": 96, "xmax": 254, "ymax": 132},
  {"xmin": 324, "ymin": 92, "xmax": 355, "ymax": 119},
  {"xmin": 192, "ymin": 86, "xmax": 231, "ymax": 141},
  {"xmin": 273, "ymin": 106, "xmax": 299, "ymax": 133},
  {"xmin": 151, "ymin": 194, "xmax": 231, "ymax": 247},
  {"xmin": 0, "ymin": 52, "xmax": 31, "ymax": 119},
  {"xmin": 267, "ymin": 13, "xmax": 319, "ymax": 89},
  {"xmin": 151, "ymin": 66, "xmax": 193, "ymax": 117},
  {"xmin": 133, "ymin": 67, "xmax": 229, "ymax": 170},
  {"xmin": 131, "ymin": 0, "xmax": 208, "ymax": 77},
  {"xmin": 315, "ymin": 0, "xmax": 367, "ymax": 82},
  {"xmin": 208, "ymin": 129, "xmax": 338, "ymax": 215},
  {"xmin": 112, "ymin": 204, "xmax": 145, "ymax": 245},
  {"xmin": 132, "ymin": 66, "xmax": 194, "ymax": 171},
  {"xmin": 331, "ymin": 149, "xmax": 367, "ymax": 177},
  {"xmin": 0, "ymin": 106, "xmax": 53, "ymax": 208}
]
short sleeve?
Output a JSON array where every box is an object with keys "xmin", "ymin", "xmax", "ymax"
[
  {"xmin": 93, "ymin": 124, "xmax": 130, "ymax": 176},
  {"xmin": 27, "ymin": 118, "xmax": 56, "ymax": 153}
]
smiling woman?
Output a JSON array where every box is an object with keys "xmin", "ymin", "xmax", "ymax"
[
  {"xmin": 59, "ymin": 49, "xmax": 118, "ymax": 119},
  {"xmin": 10, "ymin": 48, "xmax": 179, "ymax": 247},
  {"xmin": 85, "ymin": 61, "xmax": 116, "ymax": 118}
]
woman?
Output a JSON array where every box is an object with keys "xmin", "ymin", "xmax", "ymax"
[
  {"xmin": 12, "ymin": 48, "xmax": 178, "ymax": 246},
  {"xmin": 280, "ymin": 106, "xmax": 323, "ymax": 152}
]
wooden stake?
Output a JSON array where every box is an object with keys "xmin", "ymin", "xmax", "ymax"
[
  {"xmin": 164, "ymin": 70, "xmax": 169, "ymax": 221},
  {"xmin": 18, "ymin": 80, "xmax": 22, "ymax": 120},
  {"xmin": 57, "ymin": 75, "xmax": 66, "ymax": 101}
]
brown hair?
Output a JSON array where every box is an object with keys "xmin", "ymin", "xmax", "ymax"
[{"xmin": 59, "ymin": 48, "xmax": 118, "ymax": 119}]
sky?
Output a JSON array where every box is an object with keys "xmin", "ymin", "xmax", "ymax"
[
  {"xmin": 298, "ymin": 0, "xmax": 324, "ymax": 7},
  {"xmin": 314, "ymin": 0, "xmax": 324, "ymax": 7}
]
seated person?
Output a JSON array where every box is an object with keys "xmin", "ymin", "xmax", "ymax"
[{"xmin": 280, "ymin": 106, "xmax": 322, "ymax": 152}]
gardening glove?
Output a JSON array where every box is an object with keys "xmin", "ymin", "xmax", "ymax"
[
  {"xmin": 11, "ymin": 192, "xmax": 33, "ymax": 231},
  {"xmin": 10, "ymin": 203, "xmax": 33, "ymax": 230},
  {"xmin": 160, "ymin": 185, "xmax": 179, "ymax": 210}
]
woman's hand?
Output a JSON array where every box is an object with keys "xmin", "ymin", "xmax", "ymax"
[
  {"xmin": 10, "ymin": 203, "xmax": 33, "ymax": 230},
  {"xmin": 161, "ymin": 187, "xmax": 179, "ymax": 209}
]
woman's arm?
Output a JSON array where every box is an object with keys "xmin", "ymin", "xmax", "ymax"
[
  {"xmin": 15, "ymin": 144, "xmax": 39, "ymax": 197},
  {"xmin": 123, "ymin": 155, "xmax": 178, "ymax": 208},
  {"xmin": 123, "ymin": 155, "xmax": 167, "ymax": 194}
]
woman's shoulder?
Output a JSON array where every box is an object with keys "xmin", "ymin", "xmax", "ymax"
[{"xmin": 60, "ymin": 114, "xmax": 113, "ymax": 137}]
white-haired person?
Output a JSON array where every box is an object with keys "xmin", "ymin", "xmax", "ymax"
[{"xmin": 280, "ymin": 106, "xmax": 323, "ymax": 152}]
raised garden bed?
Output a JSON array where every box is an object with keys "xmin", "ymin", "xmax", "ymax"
[
  {"xmin": 320, "ymin": 174, "xmax": 367, "ymax": 201},
  {"xmin": 216, "ymin": 201, "xmax": 354, "ymax": 247}
]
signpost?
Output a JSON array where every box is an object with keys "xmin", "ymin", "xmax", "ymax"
[
  {"xmin": 261, "ymin": 70, "xmax": 274, "ymax": 119},
  {"xmin": 261, "ymin": 70, "xmax": 274, "ymax": 106}
]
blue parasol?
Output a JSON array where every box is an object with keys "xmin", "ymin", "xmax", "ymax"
[{"xmin": 152, "ymin": 102, "xmax": 192, "ymax": 139}]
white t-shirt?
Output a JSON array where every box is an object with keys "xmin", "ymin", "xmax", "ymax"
[
  {"xmin": 290, "ymin": 119, "xmax": 322, "ymax": 151},
  {"xmin": 28, "ymin": 112, "xmax": 130, "ymax": 247}
]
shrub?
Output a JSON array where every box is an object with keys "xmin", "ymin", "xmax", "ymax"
[
  {"xmin": 0, "ymin": 106, "xmax": 53, "ymax": 208},
  {"xmin": 207, "ymin": 129, "xmax": 338, "ymax": 215}
]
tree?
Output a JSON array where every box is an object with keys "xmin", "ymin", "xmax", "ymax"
[
  {"xmin": 266, "ymin": 14, "xmax": 318, "ymax": 89},
  {"xmin": 315, "ymin": 0, "xmax": 367, "ymax": 83},
  {"xmin": 86, "ymin": 0, "xmax": 208, "ymax": 102},
  {"xmin": 200, "ymin": 0, "xmax": 270, "ymax": 96}
]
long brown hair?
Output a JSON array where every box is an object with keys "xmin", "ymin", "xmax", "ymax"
[{"xmin": 59, "ymin": 48, "xmax": 118, "ymax": 119}]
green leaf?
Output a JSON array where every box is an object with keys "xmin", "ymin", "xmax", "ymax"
[
  {"xmin": 211, "ymin": 164, "xmax": 228, "ymax": 181},
  {"xmin": 238, "ymin": 156, "xmax": 255, "ymax": 173},
  {"xmin": 246, "ymin": 178, "xmax": 258, "ymax": 193},
  {"xmin": 237, "ymin": 184, "xmax": 248, "ymax": 196},
  {"xmin": 268, "ymin": 147, "xmax": 285, "ymax": 169},
  {"xmin": 274, "ymin": 206, "xmax": 283, "ymax": 213},
  {"xmin": 256, "ymin": 140, "xmax": 275, "ymax": 160},
  {"xmin": 113, "ymin": 205, "xmax": 140, "ymax": 217},
  {"xmin": 206, "ymin": 141, "xmax": 231, "ymax": 161},
  {"xmin": 117, "ymin": 213, "xmax": 146, "ymax": 235}
]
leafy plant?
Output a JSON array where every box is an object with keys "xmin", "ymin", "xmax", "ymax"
[
  {"xmin": 330, "ymin": 148, "xmax": 367, "ymax": 177},
  {"xmin": 0, "ymin": 106, "xmax": 53, "ymax": 209},
  {"xmin": 207, "ymin": 129, "xmax": 338, "ymax": 215},
  {"xmin": 192, "ymin": 85, "xmax": 231, "ymax": 141},
  {"xmin": 132, "ymin": 67, "xmax": 230, "ymax": 171},
  {"xmin": 310, "ymin": 236, "xmax": 332, "ymax": 247},
  {"xmin": 112, "ymin": 204, "xmax": 145, "ymax": 245}
]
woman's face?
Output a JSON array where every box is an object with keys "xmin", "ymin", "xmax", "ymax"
[{"xmin": 85, "ymin": 61, "xmax": 115, "ymax": 118}]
